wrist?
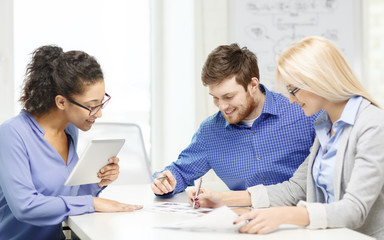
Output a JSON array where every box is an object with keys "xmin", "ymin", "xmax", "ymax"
[
  {"xmin": 282, "ymin": 206, "xmax": 309, "ymax": 226},
  {"xmin": 221, "ymin": 190, "xmax": 252, "ymax": 207}
]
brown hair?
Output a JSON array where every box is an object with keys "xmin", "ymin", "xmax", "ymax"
[
  {"xmin": 19, "ymin": 45, "xmax": 104, "ymax": 116},
  {"xmin": 201, "ymin": 43, "xmax": 260, "ymax": 91}
]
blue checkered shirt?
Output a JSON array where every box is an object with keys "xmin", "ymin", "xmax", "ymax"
[{"xmin": 154, "ymin": 85, "xmax": 318, "ymax": 196}]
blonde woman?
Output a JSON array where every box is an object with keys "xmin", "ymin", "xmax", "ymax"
[{"xmin": 188, "ymin": 36, "xmax": 384, "ymax": 239}]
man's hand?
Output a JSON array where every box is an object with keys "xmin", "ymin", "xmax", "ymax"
[{"xmin": 151, "ymin": 170, "xmax": 177, "ymax": 195}]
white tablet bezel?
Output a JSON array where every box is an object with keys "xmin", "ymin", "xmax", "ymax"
[{"xmin": 65, "ymin": 139, "xmax": 125, "ymax": 186}]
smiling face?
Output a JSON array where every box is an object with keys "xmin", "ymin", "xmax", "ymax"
[
  {"xmin": 65, "ymin": 80, "xmax": 106, "ymax": 131},
  {"xmin": 208, "ymin": 76, "xmax": 260, "ymax": 124},
  {"xmin": 286, "ymin": 84, "xmax": 324, "ymax": 116}
]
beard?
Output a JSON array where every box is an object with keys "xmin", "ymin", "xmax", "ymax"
[{"xmin": 222, "ymin": 92, "xmax": 257, "ymax": 124}]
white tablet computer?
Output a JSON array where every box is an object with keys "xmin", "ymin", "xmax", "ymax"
[{"xmin": 65, "ymin": 139, "xmax": 125, "ymax": 186}]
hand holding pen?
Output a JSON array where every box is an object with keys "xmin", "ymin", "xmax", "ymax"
[
  {"xmin": 188, "ymin": 186, "xmax": 224, "ymax": 209},
  {"xmin": 192, "ymin": 178, "xmax": 203, "ymax": 209},
  {"xmin": 151, "ymin": 170, "xmax": 177, "ymax": 195}
]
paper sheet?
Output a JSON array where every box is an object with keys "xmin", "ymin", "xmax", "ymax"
[
  {"xmin": 144, "ymin": 202, "xmax": 213, "ymax": 216},
  {"xmin": 157, "ymin": 206, "xmax": 245, "ymax": 232}
]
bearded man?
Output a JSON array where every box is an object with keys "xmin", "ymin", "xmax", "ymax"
[{"xmin": 151, "ymin": 43, "xmax": 317, "ymax": 197}]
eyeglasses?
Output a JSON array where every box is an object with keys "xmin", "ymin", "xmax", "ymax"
[
  {"xmin": 66, "ymin": 93, "xmax": 111, "ymax": 116},
  {"xmin": 287, "ymin": 83, "xmax": 307, "ymax": 97},
  {"xmin": 288, "ymin": 87, "xmax": 301, "ymax": 97}
]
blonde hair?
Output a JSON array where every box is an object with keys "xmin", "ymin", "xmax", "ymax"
[{"xmin": 276, "ymin": 36, "xmax": 379, "ymax": 107}]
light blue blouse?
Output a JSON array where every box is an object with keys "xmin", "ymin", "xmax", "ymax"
[
  {"xmin": 0, "ymin": 110, "xmax": 103, "ymax": 240},
  {"xmin": 312, "ymin": 96, "xmax": 362, "ymax": 203}
]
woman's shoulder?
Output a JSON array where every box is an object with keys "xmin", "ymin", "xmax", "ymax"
[
  {"xmin": 0, "ymin": 112, "xmax": 32, "ymax": 147},
  {"xmin": 0, "ymin": 111, "xmax": 29, "ymax": 132},
  {"xmin": 356, "ymin": 99, "xmax": 384, "ymax": 126}
]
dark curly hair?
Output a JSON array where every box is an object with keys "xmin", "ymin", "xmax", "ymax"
[
  {"xmin": 201, "ymin": 43, "xmax": 260, "ymax": 91},
  {"xmin": 19, "ymin": 45, "xmax": 104, "ymax": 116}
]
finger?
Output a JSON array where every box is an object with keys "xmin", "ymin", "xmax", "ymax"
[
  {"xmin": 152, "ymin": 179, "xmax": 169, "ymax": 194},
  {"xmin": 161, "ymin": 179, "xmax": 174, "ymax": 192},
  {"xmin": 234, "ymin": 211, "xmax": 254, "ymax": 224},
  {"xmin": 163, "ymin": 171, "xmax": 177, "ymax": 186},
  {"xmin": 98, "ymin": 180, "xmax": 110, "ymax": 188},
  {"xmin": 154, "ymin": 173, "xmax": 174, "ymax": 192},
  {"xmin": 239, "ymin": 221, "xmax": 256, "ymax": 234},
  {"xmin": 100, "ymin": 163, "xmax": 120, "ymax": 173},
  {"xmin": 98, "ymin": 172, "xmax": 119, "ymax": 184},
  {"xmin": 151, "ymin": 183, "xmax": 165, "ymax": 195},
  {"xmin": 98, "ymin": 169, "xmax": 120, "ymax": 178},
  {"xmin": 100, "ymin": 165, "xmax": 119, "ymax": 174},
  {"xmin": 132, "ymin": 204, "xmax": 143, "ymax": 210},
  {"xmin": 257, "ymin": 225, "xmax": 274, "ymax": 234},
  {"xmin": 125, "ymin": 204, "xmax": 143, "ymax": 212},
  {"xmin": 187, "ymin": 189, "xmax": 196, "ymax": 203},
  {"xmin": 100, "ymin": 167, "xmax": 120, "ymax": 177},
  {"xmin": 108, "ymin": 156, "xmax": 119, "ymax": 164},
  {"xmin": 246, "ymin": 222, "xmax": 268, "ymax": 234},
  {"xmin": 99, "ymin": 174, "xmax": 117, "ymax": 183},
  {"xmin": 192, "ymin": 188, "xmax": 206, "ymax": 204},
  {"xmin": 116, "ymin": 203, "xmax": 136, "ymax": 212},
  {"xmin": 154, "ymin": 173, "xmax": 169, "ymax": 182}
]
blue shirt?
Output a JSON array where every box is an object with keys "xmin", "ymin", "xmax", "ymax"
[
  {"xmin": 154, "ymin": 85, "xmax": 318, "ymax": 196},
  {"xmin": 0, "ymin": 110, "xmax": 103, "ymax": 240},
  {"xmin": 313, "ymin": 96, "xmax": 363, "ymax": 203}
]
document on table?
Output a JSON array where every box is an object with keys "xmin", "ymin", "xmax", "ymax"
[
  {"xmin": 145, "ymin": 202, "xmax": 213, "ymax": 216},
  {"xmin": 157, "ymin": 206, "xmax": 245, "ymax": 232}
]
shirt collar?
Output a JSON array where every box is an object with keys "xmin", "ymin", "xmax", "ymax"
[
  {"xmin": 314, "ymin": 96, "xmax": 362, "ymax": 129},
  {"xmin": 21, "ymin": 109, "xmax": 45, "ymax": 135},
  {"xmin": 21, "ymin": 109, "xmax": 74, "ymax": 137},
  {"xmin": 260, "ymin": 84, "xmax": 278, "ymax": 116},
  {"xmin": 337, "ymin": 96, "xmax": 362, "ymax": 125}
]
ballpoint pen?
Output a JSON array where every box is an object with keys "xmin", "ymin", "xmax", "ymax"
[
  {"xmin": 192, "ymin": 178, "xmax": 203, "ymax": 209},
  {"xmin": 156, "ymin": 175, "xmax": 168, "ymax": 181}
]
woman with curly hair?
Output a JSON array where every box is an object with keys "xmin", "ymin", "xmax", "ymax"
[{"xmin": 0, "ymin": 45, "xmax": 142, "ymax": 240}]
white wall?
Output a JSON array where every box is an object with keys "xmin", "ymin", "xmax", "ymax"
[
  {"xmin": 364, "ymin": 0, "xmax": 384, "ymax": 105},
  {"xmin": 151, "ymin": 0, "xmax": 197, "ymax": 171},
  {"xmin": 2, "ymin": 0, "xmax": 384, "ymax": 181},
  {"xmin": 150, "ymin": 0, "xmax": 228, "ymax": 173},
  {"xmin": 0, "ymin": 0, "xmax": 14, "ymax": 124}
]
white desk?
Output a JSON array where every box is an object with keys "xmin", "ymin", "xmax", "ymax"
[{"xmin": 67, "ymin": 184, "xmax": 375, "ymax": 240}]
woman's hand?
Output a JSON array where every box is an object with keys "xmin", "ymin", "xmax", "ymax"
[
  {"xmin": 187, "ymin": 187, "xmax": 224, "ymax": 208},
  {"xmin": 233, "ymin": 206, "xmax": 309, "ymax": 234},
  {"xmin": 93, "ymin": 197, "xmax": 143, "ymax": 212},
  {"xmin": 97, "ymin": 156, "xmax": 120, "ymax": 188}
]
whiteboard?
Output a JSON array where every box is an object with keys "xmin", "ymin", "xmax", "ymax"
[{"xmin": 228, "ymin": 0, "xmax": 362, "ymax": 90}]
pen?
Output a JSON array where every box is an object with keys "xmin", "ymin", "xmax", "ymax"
[
  {"xmin": 156, "ymin": 175, "xmax": 168, "ymax": 181},
  {"xmin": 192, "ymin": 178, "xmax": 203, "ymax": 209}
]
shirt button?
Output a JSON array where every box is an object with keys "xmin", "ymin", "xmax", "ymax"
[
  {"xmin": 263, "ymin": 177, "xmax": 266, "ymax": 181},
  {"xmin": 253, "ymin": 131, "xmax": 256, "ymax": 135},
  {"xmin": 257, "ymin": 157, "xmax": 261, "ymax": 160}
]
